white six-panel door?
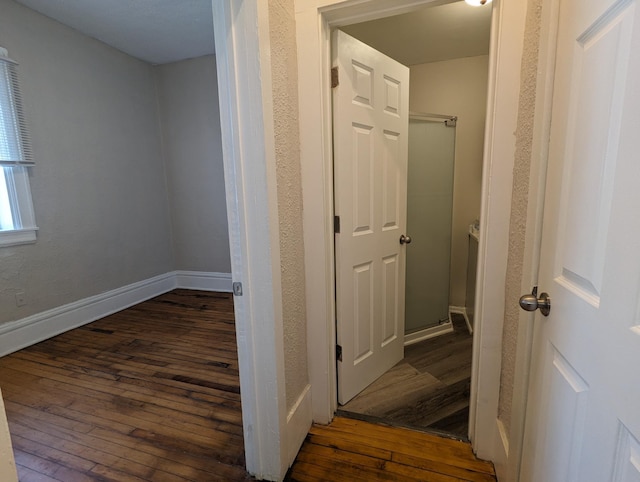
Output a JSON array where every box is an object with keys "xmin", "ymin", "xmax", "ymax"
[
  {"xmin": 521, "ymin": 0, "xmax": 640, "ymax": 480},
  {"xmin": 332, "ymin": 30, "xmax": 410, "ymax": 405}
]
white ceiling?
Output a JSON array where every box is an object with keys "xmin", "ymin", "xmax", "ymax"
[
  {"xmin": 341, "ymin": 1, "xmax": 492, "ymax": 66},
  {"xmin": 13, "ymin": 0, "xmax": 489, "ymax": 67},
  {"xmin": 14, "ymin": 0, "xmax": 215, "ymax": 65}
]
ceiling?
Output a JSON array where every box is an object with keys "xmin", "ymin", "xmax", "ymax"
[
  {"xmin": 341, "ymin": 1, "xmax": 492, "ymax": 66},
  {"xmin": 12, "ymin": 0, "xmax": 490, "ymax": 67},
  {"xmin": 14, "ymin": 0, "xmax": 215, "ymax": 65}
]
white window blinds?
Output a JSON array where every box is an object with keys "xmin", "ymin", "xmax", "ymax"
[{"xmin": 0, "ymin": 47, "xmax": 33, "ymax": 166}]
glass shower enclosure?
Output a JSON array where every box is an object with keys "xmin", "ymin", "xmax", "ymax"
[{"xmin": 404, "ymin": 114, "xmax": 456, "ymax": 334}]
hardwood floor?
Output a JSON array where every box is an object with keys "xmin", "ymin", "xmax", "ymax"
[
  {"xmin": 339, "ymin": 314, "xmax": 472, "ymax": 438},
  {"xmin": 286, "ymin": 416, "xmax": 495, "ymax": 481},
  {"xmin": 0, "ymin": 290, "xmax": 253, "ymax": 481},
  {"xmin": 1, "ymin": 291, "xmax": 485, "ymax": 481}
]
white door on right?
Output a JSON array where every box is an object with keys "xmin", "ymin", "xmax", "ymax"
[{"xmin": 521, "ymin": 0, "xmax": 640, "ymax": 481}]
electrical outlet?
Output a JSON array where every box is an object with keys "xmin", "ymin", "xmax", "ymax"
[{"xmin": 15, "ymin": 291, "xmax": 26, "ymax": 307}]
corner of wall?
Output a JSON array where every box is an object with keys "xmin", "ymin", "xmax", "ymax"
[{"xmin": 151, "ymin": 64, "xmax": 177, "ymax": 269}]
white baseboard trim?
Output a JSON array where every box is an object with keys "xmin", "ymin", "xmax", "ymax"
[
  {"xmin": 286, "ymin": 384, "xmax": 312, "ymax": 467},
  {"xmin": 175, "ymin": 271, "xmax": 233, "ymax": 292},
  {"xmin": 450, "ymin": 305, "xmax": 473, "ymax": 334},
  {"xmin": 0, "ymin": 271, "xmax": 235, "ymax": 358},
  {"xmin": 493, "ymin": 418, "xmax": 510, "ymax": 481},
  {"xmin": 0, "ymin": 273, "xmax": 176, "ymax": 358},
  {"xmin": 404, "ymin": 322, "xmax": 454, "ymax": 346}
]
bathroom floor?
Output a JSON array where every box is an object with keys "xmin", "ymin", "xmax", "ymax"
[{"xmin": 338, "ymin": 314, "xmax": 472, "ymax": 439}]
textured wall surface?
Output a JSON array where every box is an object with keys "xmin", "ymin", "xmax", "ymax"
[
  {"xmin": 268, "ymin": 0, "xmax": 309, "ymax": 411},
  {"xmin": 497, "ymin": 0, "xmax": 544, "ymax": 434},
  {"xmin": 409, "ymin": 56, "xmax": 489, "ymax": 308},
  {"xmin": 156, "ymin": 56, "xmax": 230, "ymax": 273},
  {"xmin": 0, "ymin": 0, "xmax": 173, "ymax": 324}
]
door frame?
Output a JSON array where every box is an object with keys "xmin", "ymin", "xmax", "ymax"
[
  {"xmin": 295, "ymin": 0, "xmax": 527, "ymax": 462},
  {"xmin": 212, "ymin": 2, "xmax": 290, "ymax": 479},
  {"xmin": 501, "ymin": 0, "xmax": 562, "ymax": 478},
  {"xmin": 211, "ymin": 0, "xmax": 542, "ymax": 478}
]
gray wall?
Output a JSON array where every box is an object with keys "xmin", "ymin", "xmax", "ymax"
[
  {"xmin": 0, "ymin": 0, "xmax": 229, "ymax": 327},
  {"xmin": 0, "ymin": 0, "xmax": 172, "ymax": 324},
  {"xmin": 156, "ymin": 56, "xmax": 230, "ymax": 273}
]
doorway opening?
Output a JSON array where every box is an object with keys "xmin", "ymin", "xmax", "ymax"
[{"xmin": 333, "ymin": 0, "xmax": 492, "ymax": 440}]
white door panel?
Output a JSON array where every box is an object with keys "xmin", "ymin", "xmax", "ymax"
[
  {"xmin": 333, "ymin": 30, "xmax": 409, "ymax": 404},
  {"xmin": 522, "ymin": 0, "xmax": 640, "ymax": 480}
]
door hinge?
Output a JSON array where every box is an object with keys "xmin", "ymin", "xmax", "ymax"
[
  {"xmin": 334, "ymin": 215, "xmax": 340, "ymax": 234},
  {"xmin": 336, "ymin": 344, "xmax": 343, "ymax": 362},
  {"xmin": 232, "ymin": 282, "xmax": 243, "ymax": 296},
  {"xmin": 331, "ymin": 66, "xmax": 339, "ymax": 88}
]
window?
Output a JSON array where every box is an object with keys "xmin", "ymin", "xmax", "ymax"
[{"xmin": 0, "ymin": 46, "xmax": 37, "ymax": 246}]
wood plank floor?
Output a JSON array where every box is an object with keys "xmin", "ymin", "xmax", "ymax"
[
  {"xmin": 0, "ymin": 289, "xmax": 253, "ymax": 481},
  {"xmin": 286, "ymin": 416, "xmax": 496, "ymax": 481},
  {"xmin": 1, "ymin": 291, "xmax": 488, "ymax": 481},
  {"xmin": 339, "ymin": 315, "xmax": 472, "ymax": 438}
]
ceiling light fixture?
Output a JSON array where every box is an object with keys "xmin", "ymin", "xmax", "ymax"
[{"xmin": 465, "ymin": 0, "xmax": 492, "ymax": 6}]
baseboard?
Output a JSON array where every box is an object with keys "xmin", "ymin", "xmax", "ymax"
[
  {"xmin": 286, "ymin": 384, "xmax": 312, "ymax": 467},
  {"xmin": 493, "ymin": 418, "xmax": 510, "ymax": 481},
  {"xmin": 174, "ymin": 271, "xmax": 233, "ymax": 292},
  {"xmin": 0, "ymin": 273, "xmax": 176, "ymax": 358},
  {"xmin": 0, "ymin": 271, "xmax": 234, "ymax": 358},
  {"xmin": 450, "ymin": 305, "xmax": 473, "ymax": 334},
  {"xmin": 404, "ymin": 322, "xmax": 454, "ymax": 346}
]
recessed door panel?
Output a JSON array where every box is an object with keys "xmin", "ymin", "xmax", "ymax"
[
  {"xmin": 353, "ymin": 262, "xmax": 374, "ymax": 364},
  {"xmin": 382, "ymin": 131, "xmax": 400, "ymax": 230},
  {"xmin": 381, "ymin": 254, "xmax": 399, "ymax": 345},
  {"xmin": 557, "ymin": 2, "xmax": 634, "ymax": 304},
  {"xmin": 612, "ymin": 424, "xmax": 640, "ymax": 482},
  {"xmin": 352, "ymin": 124, "xmax": 374, "ymax": 235},
  {"xmin": 537, "ymin": 346, "xmax": 589, "ymax": 482},
  {"xmin": 352, "ymin": 61, "xmax": 373, "ymax": 107}
]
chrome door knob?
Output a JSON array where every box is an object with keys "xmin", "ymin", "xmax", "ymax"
[
  {"xmin": 400, "ymin": 234, "xmax": 412, "ymax": 245},
  {"xmin": 519, "ymin": 286, "xmax": 551, "ymax": 316}
]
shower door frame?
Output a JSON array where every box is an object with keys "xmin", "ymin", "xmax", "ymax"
[{"xmin": 405, "ymin": 112, "xmax": 458, "ymax": 338}]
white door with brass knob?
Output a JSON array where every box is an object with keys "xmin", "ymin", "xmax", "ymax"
[
  {"xmin": 520, "ymin": 0, "xmax": 640, "ymax": 479},
  {"xmin": 332, "ymin": 30, "xmax": 410, "ymax": 404}
]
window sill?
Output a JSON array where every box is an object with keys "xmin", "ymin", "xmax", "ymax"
[{"xmin": 0, "ymin": 227, "xmax": 38, "ymax": 247}]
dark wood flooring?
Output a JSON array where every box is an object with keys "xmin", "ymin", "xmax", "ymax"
[
  {"xmin": 286, "ymin": 416, "xmax": 495, "ymax": 481},
  {"xmin": 0, "ymin": 289, "xmax": 253, "ymax": 481},
  {"xmin": 1, "ymin": 290, "xmax": 482, "ymax": 481},
  {"xmin": 339, "ymin": 314, "xmax": 473, "ymax": 439}
]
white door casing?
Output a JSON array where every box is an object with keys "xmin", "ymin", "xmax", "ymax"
[
  {"xmin": 296, "ymin": 0, "xmax": 529, "ymax": 468},
  {"xmin": 0, "ymin": 390, "xmax": 18, "ymax": 482},
  {"xmin": 521, "ymin": 0, "xmax": 640, "ymax": 480},
  {"xmin": 211, "ymin": 0, "xmax": 529, "ymax": 477},
  {"xmin": 333, "ymin": 30, "xmax": 409, "ymax": 404}
]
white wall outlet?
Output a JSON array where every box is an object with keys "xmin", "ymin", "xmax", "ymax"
[{"xmin": 15, "ymin": 291, "xmax": 26, "ymax": 307}]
